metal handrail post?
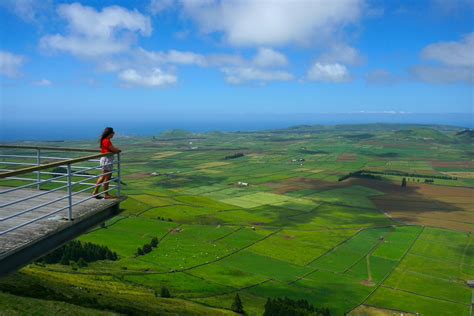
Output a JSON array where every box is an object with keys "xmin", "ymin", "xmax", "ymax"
[
  {"xmin": 36, "ymin": 149, "xmax": 41, "ymax": 190},
  {"xmin": 117, "ymin": 153, "xmax": 121, "ymax": 196},
  {"xmin": 67, "ymin": 163, "xmax": 73, "ymax": 220}
]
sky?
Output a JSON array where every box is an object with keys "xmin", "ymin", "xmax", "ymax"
[{"xmin": 0, "ymin": 0, "xmax": 473, "ymax": 126}]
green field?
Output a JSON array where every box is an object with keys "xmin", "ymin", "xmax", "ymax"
[{"xmin": 1, "ymin": 124, "xmax": 473, "ymax": 315}]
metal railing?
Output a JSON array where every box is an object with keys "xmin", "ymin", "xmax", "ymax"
[{"xmin": 0, "ymin": 145, "xmax": 122, "ymax": 236}]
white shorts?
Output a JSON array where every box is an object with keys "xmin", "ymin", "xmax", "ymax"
[{"xmin": 100, "ymin": 156, "xmax": 114, "ymax": 172}]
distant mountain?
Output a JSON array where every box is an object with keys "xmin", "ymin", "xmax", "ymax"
[
  {"xmin": 279, "ymin": 123, "xmax": 461, "ymax": 134},
  {"xmin": 455, "ymin": 129, "xmax": 474, "ymax": 137},
  {"xmin": 455, "ymin": 129, "xmax": 474, "ymax": 142},
  {"xmin": 393, "ymin": 128, "xmax": 451, "ymax": 141},
  {"xmin": 159, "ymin": 129, "xmax": 193, "ymax": 138}
]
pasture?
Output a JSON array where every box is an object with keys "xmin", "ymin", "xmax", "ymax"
[{"xmin": 1, "ymin": 124, "xmax": 472, "ymax": 315}]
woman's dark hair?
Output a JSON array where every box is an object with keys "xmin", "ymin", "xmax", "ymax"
[{"xmin": 100, "ymin": 127, "xmax": 115, "ymax": 144}]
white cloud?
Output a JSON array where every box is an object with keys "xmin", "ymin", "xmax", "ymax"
[
  {"xmin": 149, "ymin": 0, "xmax": 175, "ymax": 14},
  {"xmin": 305, "ymin": 43, "xmax": 361, "ymax": 84},
  {"xmin": 252, "ymin": 48, "xmax": 288, "ymax": 68},
  {"xmin": 0, "ymin": 0, "xmax": 52, "ymax": 23},
  {"xmin": 318, "ymin": 43, "xmax": 363, "ymax": 66},
  {"xmin": 221, "ymin": 67, "xmax": 293, "ymax": 84},
  {"xmin": 136, "ymin": 48, "xmax": 207, "ymax": 66},
  {"xmin": 414, "ymin": 33, "xmax": 474, "ymax": 85},
  {"xmin": 180, "ymin": 0, "xmax": 364, "ymax": 46},
  {"xmin": 40, "ymin": 3, "xmax": 152, "ymax": 58},
  {"xmin": 134, "ymin": 47, "xmax": 291, "ymax": 84},
  {"xmin": 411, "ymin": 66, "xmax": 473, "ymax": 85},
  {"xmin": 41, "ymin": 35, "xmax": 130, "ymax": 58},
  {"xmin": 421, "ymin": 33, "xmax": 474, "ymax": 67},
  {"xmin": 206, "ymin": 54, "xmax": 246, "ymax": 67},
  {"xmin": 307, "ymin": 62, "xmax": 350, "ymax": 83},
  {"xmin": 32, "ymin": 78, "xmax": 52, "ymax": 86},
  {"xmin": 137, "ymin": 47, "xmax": 288, "ymax": 69},
  {"xmin": 118, "ymin": 68, "xmax": 177, "ymax": 87},
  {"xmin": 0, "ymin": 51, "xmax": 25, "ymax": 78}
]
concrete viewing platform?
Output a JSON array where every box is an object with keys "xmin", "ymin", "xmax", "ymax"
[
  {"xmin": 0, "ymin": 187, "xmax": 125, "ymax": 276},
  {"xmin": 0, "ymin": 145, "xmax": 126, "ymax": 277}
]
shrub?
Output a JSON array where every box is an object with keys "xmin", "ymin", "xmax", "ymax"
[
  {"xmin": 143, "ymin": 244, "xmax": 152, "ymax": 254},
  {"xmin": 231, "ymin": 293, "xmax": 244, "ymax": 314},
  {"xmin": 77, "ymin": 257, "xmax": 88, "ymax": 268},
  {"xmin": 151, "ymin": 237, "xmax": 159, "ymax": 248},
  {"xmin": 263, "ymin": 297, "xmax": 330, "ymax": 316},
  {"xmin": 224, "ymin": 153, "xmax": 244, "ymax": 160},
  {"xmin": 161, "ymin": 287, "xmax": 171, "ymax": 298}
]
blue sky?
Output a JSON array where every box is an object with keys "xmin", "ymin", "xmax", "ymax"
[{"xmin": 0, "ymin": 0, "xmax": 473, "ymax": 124}]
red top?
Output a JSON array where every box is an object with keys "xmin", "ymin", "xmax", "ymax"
[{"xmin": 101, "ymin": 138, "xmax": 113, "ymax": 154}]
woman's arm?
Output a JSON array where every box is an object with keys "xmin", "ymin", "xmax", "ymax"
[{"xmin": 109, "ymin": 144, "xmax": 121, "ymax": 153}]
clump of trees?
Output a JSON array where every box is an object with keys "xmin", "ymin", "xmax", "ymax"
[
  {"xmin": 364, "ymin": 169, "xmax": 455, "ymax": 180},
  {"xmin": 338, "ymin": 171, "xmax": 382, "ymax": 182},
  {"xmin": 37, "ymin": 240, "xmax": 118, "ymax": 265},
  {"xmin": 156, "ymin": 216, "xmax": 173, "ymax": 222},
  {"xmin": 339, "ymin": 169, "xmax": 455, "ymax": 182},
  {"xmin": 263, "ymin": 298, "xmax": 330, "ymax": 316},
  {"xmin": 135, "ymin": 236, "xmax": 159, "ymax": 257},
  {"xmin": 224, "ymin": 153, "xmax": 245, "ymax": 160},
  {"xmin": 231, "ymin": 293, "xmax": 245, "ymax": 314}
]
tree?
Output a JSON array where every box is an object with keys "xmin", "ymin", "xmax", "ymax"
[
  {"xmin": 263, "ymin": 297, "xmax": 330, "ymax": 316},
  {"xmin": 401, "ymin": 177, "xmax": 407, "ymax": 188},
  {"xmin": 151, "ymin": 237, "xmax": 159, "ymax": 248},
  {"xmin": 231, "ymin": 293, "xmax": 245, "ymax": 314},
  {"xmin": 136, "ymin": 247, "xmax": 144, "ymax": 256},
  {"xmin": 161, "ymin": 286, "xmax": 171, "ymax": 298},
  {"xmin": 143, "ymin": 244, "xmax": 152, "ymax": 253},
  {"xmin": 59, "ymin": 254, "xmax": 69, "ymax": 265},
  {"xmin": 77, "ymin": 257, "xmax": 88, "ymax": 268}
]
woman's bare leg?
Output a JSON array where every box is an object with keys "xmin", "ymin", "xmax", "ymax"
[
  {"xmin": 103, "ymin": 173, "xmax": 113, "ymax": 198},
  {"xmin": 92, "ymin": 170, "xmax": 107, "ymax": 195}
]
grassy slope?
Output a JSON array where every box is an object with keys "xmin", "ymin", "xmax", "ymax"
[{"xmin": 0, "ymin": 291, "xmax": 118, "ymax": 316}]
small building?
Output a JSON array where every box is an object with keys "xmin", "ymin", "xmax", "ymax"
[
  {"xmin": 467, "ymin": 280, "xmax": 474, "ymax": 288},
  {"xmin": 237, "ymin": 181, "xmax": 249, "ymax": 187},
  {"xmin": 151, "ymin": 172, "xmax": 161, "ymax": 176}
]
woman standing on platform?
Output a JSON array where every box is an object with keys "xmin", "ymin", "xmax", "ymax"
[{"xmin": 92, "ymin": 127, "xmax": 121, "ymax": 199}]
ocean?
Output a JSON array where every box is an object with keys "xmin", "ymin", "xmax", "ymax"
[{"xmin": 1, "ymin": 113, "xmax": 472, "ymax": 142}]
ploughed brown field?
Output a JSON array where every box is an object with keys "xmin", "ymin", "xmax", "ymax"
[
  {"xmin": 266, "ymin": 177, "xmax": 347, "ymax": 194},
  {"xmin": 367, "ymin": 180, "xmax": 473, "ymax": 232},
  {"xmin": 336, "ymin": 153, "xmax": 358, "ymax": 162},
  {"xmin": 430, "ymin": 160, "xmax": 474, "ymax": 169},
  {"xmin": 267, "ymin": 177, "xmax": 474, "ymax": 232}
]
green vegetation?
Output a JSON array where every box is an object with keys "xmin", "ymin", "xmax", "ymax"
[
  {"xmin": 135, "ymin": 236, "xmax": 159, "ymax": 256},
  {"xmin": 264, "ymin": 297, "xmax": 330, "ymax": 316},
  {"xmin": 37, "ymin": 240, "xmax": 118, "ymax": 265},
  {"xmin": 231, "ymin": 293, "xmax": 245, "ymax": 314},
  {"xmin": 161, "ymin": 286, "xmax": 171, "ymax": 298},
  {"xmin": 1, "ymin": 124, "xmax": 472, "ymax": 315},
  {"xmin": 225, "ymin": 153, "xmax": 245, "ymax": 160},
  {"xmin": 0, "ymin": 291, "xmax": 118, "ymax": 316}
]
